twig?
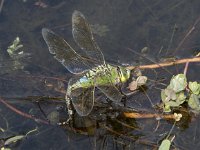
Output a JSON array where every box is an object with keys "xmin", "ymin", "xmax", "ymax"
[
  {"xmin": 183, "ymin": 62, "xmax": 189, "ymax": 76},
  {"xmin": 100, "ymin": 123, "xmax": 137, "ymax": 140},
  {"xmin": 126, "ymin": 56, "xmax": 200, "ymax": 70},
  {"xmin": 174, "ymin": 15, "xmax": 200, "ymax": 54},
  {"xmin": 0, "ymin": 0, "xmax": 4, "ymax": 14},
  {"xmin": 166, "ymin": 24, "xmax": 177, "ymax": 55},
  {"xmin": 101, "ymin": 123, "xmax": 158, "ymax": 148},
  {"xmin": 0, "ymin": 97, "xmax": 49, "ymax": 124},
  {"xmin": 114, "ymin": 119, "xmax": 140, "ymax": 130},
  {"xmin": 127, "ymin": 48, "xmax": 172, "ymax": 75},
  {"xmin": 123, "ymin": 112, "xmax": 176, "ymax": 120}
]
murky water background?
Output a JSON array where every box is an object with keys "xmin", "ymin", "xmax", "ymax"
[{"xmin": 1, "ymin": 0, "xmax": 200, "ymax": 149}]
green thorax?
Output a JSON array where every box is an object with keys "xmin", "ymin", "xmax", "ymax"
[{"xmin": 70, "ymin": 64, "xmax": 130, "ymax": 90}]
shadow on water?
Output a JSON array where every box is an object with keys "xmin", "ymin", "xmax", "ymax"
[{"xmin": 1, "ymin": 0, "xmax": 200, "ymax": 149}]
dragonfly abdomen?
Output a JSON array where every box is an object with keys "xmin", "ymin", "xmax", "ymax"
[{"xmin": 70, "ymin": 65, "xmax": 120, "ymax": 90}]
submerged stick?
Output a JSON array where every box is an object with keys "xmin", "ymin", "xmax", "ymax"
[
  {"xmin": 123, "ymin": 112, "xmax": 176, "ymax": 120},
  {"xmin": 0, "ymin": 97, "xmax": 49, "ymax": 124}
]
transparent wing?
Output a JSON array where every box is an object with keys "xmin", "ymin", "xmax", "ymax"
[
  {"xmin": 95, "ymin": 70, "xmax": 123, "ymax": 102},
  {"xmin": 72, "ymin": 10, "xmax": 105, "ymax": 65},
  {"xmin": 67, "ymin": 76, "xmax": 95, "ymax": 116},
  {"xmin": 97, "ymin": 85, "xmax": 122, "ymax": 102},
  {"xmin": 42, "ymin": 28, "xmax": 95, "ymax": 74}
]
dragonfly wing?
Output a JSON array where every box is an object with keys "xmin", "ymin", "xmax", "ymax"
[
  {"xmin": 72, "ymin": 10, "xmax": 105, "ymax": 65},
  {"xmin": 67, "ymin": 77, "xmax": 95, "ymax": 116},
  {"xmin": 97, "ymin": 85, "xmax": 122, "ymax": 102},
  {"xmin": 42, "ymin": 28, "xmax": 94, "ymax": 74},
  {"xmin": 95, "ymin": 67, "xmax": 123, "ymax": 102}
]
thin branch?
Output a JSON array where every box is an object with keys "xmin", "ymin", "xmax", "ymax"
[
  {"xmin": 0, "ymin": 0, "xmax": 4, "ymax": 14},
  {"xmin": 123, "ymin": 112, "xmax": 176, "ymax": 120},
  {"xmin": 174, "ymin": 15, "xmax": 200, "ymax": 54},
  {"xmin": 126, "ymin": 56, "xmax": 200, "ymax": 70},
  {"xmin": 183, "ymin": 62, "xmax": 189, "ymax": 76},
  {"xmin": 0, "ymin": 97, "xmax": 49, "ymax": 124}
]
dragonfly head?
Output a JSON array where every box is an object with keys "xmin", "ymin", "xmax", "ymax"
[{"xmin": 118, "ymin": 67, "xmax": 131, "ymax": 83}]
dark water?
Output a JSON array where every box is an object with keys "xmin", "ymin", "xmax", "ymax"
[{"xmin": 1, "ymin": 0, "xmax": 200, "ymax": 149}]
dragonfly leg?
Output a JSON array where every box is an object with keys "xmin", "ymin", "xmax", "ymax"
[
  {"xmin": 56, "ymin": 96, "xmax": 73, "ymax": 126},
  {"xmin": 66, "ymin": 97, "xmax": 73, "ymax": 117}
]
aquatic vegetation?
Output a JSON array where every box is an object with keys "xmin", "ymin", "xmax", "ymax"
[
  {"xmin": 0, "ymin": 37, "xmax": 24, "ymax": 74},
  {"xmin": 159, "ymin": 139, "xmax": 171, "ymax": 150},
  {"xmin": 161, "ymin": 73, "xmax": 200, "ymax": 113},
  {"xmin": 7, "ymin": 37, "xmax": 23, "ymax": 59},
  {"xmin": 127, "ymin": 75, "xmax": 147, "ymax": 91}
]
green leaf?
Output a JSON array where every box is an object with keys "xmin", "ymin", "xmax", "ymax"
[
  {"xmin": 168, "ymin": 74, "xmax": 187, "ymax": 93},
  {"xmin": 176, "ymin": 92, "xmax": 186, "ymax": 105},
  {"xmin": 188, "ymin": 94, "xmax": 200, "ymax": 112},
  {"xmin": 161, "ymin": 88, "xmax": 176, "ymax": 103},
  {"xmin": 4, "ymin": 135, "xmax": 25, "ymax": 145},
  {"xmin": 165, "ymin": 88, "xmax": 177, "ymax": 101},
  {"xmin": 7, "ymin": 37, "xmax": 23, "ymax": 58},
  {"xmin": 189, "ymin": 81, "xmax": 200, "ymax": 95},
  {"xmin": 163, "ymin": 104, "xmax": 171, "ymax": 113},
  {"xmin": 161, "ymin": 89, "xmax": 167, "ymax": 102},
  {"xmin": 166, "ymin": 101, "xmax": 180, "ymax": 107},
  {"xmin": 159, "ymin": 139, "xmax": 171, "ymax": 150}
]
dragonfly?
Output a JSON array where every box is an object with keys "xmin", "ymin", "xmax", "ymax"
[{"xmin": 42, "ymin": 10, "xmax": 131, "ymax": 117}]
